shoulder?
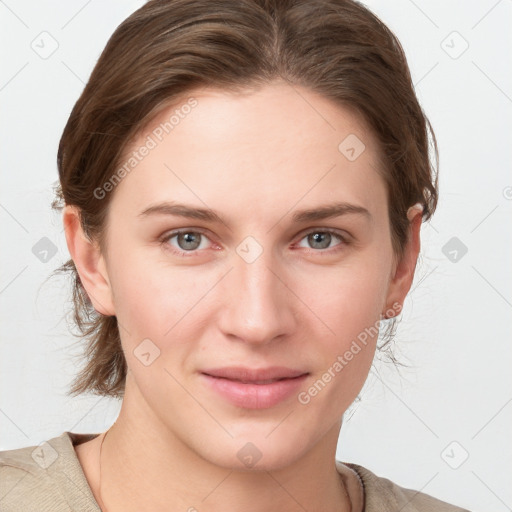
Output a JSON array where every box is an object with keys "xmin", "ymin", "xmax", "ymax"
[
  {"xmin": 0, "ymin": 432, "xmax": 101, "ymax": 512},
  {"xmin": 337, "ymin": 461, "xmax": 471, "ymax": 512}
]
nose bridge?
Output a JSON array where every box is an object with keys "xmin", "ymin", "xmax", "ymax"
[{"xmin": 219, "ymin": 240, "xmax": 295, "ymax": 343}]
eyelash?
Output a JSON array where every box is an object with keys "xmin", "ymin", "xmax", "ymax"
[{"xmin": 159, "ymin": 228, "xmax": 349, "ymax": 257}]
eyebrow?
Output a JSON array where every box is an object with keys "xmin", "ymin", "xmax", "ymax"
[{"xmin": 137, "ymin": 201, "xmax": 372, "ymax": 224}]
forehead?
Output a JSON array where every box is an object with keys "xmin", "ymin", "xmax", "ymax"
[{"xmin": 108, "ymin": 82, "xmax": 386, "ymax": 222}]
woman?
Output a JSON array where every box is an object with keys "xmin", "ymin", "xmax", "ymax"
[{"xmin": 0, "ymin": 0, "xmax": 471, "ymax": 510}]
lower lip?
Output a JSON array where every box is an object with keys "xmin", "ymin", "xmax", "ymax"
[{"xmin": 200, "ymin": 373, "xmax": 308, "ymax": 409}]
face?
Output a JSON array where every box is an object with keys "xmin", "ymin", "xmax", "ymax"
[{"xmin": 68, "ymin": 82, "xmax": 416, "ymax": 471}]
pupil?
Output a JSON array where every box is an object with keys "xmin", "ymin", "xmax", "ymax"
[
  {"xmin": 180, "ymin": 232, "xmax": 200, "ymax": 250},
  {"xmin": 310, "ymin": 232, "xmax": 330, "ymax": 249}
]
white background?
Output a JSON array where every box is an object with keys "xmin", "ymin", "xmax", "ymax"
[{"xmin": 1, "ymin": 1, "xmax": 511, "ymax": 510}]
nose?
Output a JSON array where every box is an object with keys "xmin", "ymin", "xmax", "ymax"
[{"xmin": 217, "ymin": 247, "xmax": 297, "ymax": 346}]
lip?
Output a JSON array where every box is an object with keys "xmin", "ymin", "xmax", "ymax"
[
  {"xmin": 201, "ymin": 366, "xmax": 308, "ymax": 382},
  {"xmin": 200, "ymin": 366, "xmax": 309, "ymax": 409}
]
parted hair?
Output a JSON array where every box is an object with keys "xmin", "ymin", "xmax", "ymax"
[{"xmin": 51, "ymin": 0, "xmax": 439, "ymax": 398}]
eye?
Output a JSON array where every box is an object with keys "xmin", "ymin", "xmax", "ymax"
[
  {"xmin": 159, "ymin": 227, "xmax": 349, "ymax": 257},
  {"xmin": 160, "ymin": 229, "xmax": 213, "ymax": 256},
  {"xmin": 296, "ymin": 229, "xmax": 347, "ymax": 253}
]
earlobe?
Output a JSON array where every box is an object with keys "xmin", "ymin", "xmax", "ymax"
[
  {"xmin": 62, "ymin": 205, "xmax": 115, "ymax": 316},
  {"xmin": 382, "ymin": 203, "xmax": 423, "ymax": 318}
]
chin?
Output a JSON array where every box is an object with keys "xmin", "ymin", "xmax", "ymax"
[{"xmin": 197, "ymin": 431, "xmax": 308, "ymax": 473}]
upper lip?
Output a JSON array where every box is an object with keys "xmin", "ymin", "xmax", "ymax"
[{"xmin": 201, "ymin": 366, "xmax": 308, "ymax": 382}]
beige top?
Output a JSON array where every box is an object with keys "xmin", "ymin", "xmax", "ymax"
[{"xmin": 0, "ymin": 432, "xmax": 470, "ymax": 511}]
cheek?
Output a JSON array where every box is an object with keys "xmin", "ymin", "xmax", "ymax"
[
  {"xmin": 292, "ymin": 254, "xmax": 389, "ymax": 394},
  {"xmin": 297, "ymin": 258, "xmax": 388, "ymax": 338},
  {"xmin": 107, "ymin": 246, "xmax": 220, "ymax": 367},
  {"xmin": 294, "ymin": 268, "xmax": 384, "ymax": 417},
  {"xmin": 108, "ymin": 242, "xmax": 183, "ymax": 318}
]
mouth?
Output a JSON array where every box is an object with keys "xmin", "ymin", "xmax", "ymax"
[
  {"xmin": 200, "ymin": 366, "xmax": 308, "ymax": 382},
  {"xmin": 199, "ymin": 367, "xmax": 309, "ymax": 409},
  {"xmin": 202, "ymin": 375, "xmax": 304, "ymax": 385}
]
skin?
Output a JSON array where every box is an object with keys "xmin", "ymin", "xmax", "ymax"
[{"xmin": 65, "ymin": 81, "xmax": 422, "ymax": 511}]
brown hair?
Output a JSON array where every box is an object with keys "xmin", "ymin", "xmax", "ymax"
[{"xmin": 52, "ymin": 0, "xmax": 438, "ymax": 399}]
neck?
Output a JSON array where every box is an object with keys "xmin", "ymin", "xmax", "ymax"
[{"xmin": 95, "ymin": 376, "xmax": 358, "ymax": 512}]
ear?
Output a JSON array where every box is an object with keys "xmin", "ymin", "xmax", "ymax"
[
  {"xmin": 62, "ymin": 205, "xmax": 115, "ymax": 316},
  {"xmin": 382, "ymin": 203, "xmax": 423, "ymax": 319}
]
